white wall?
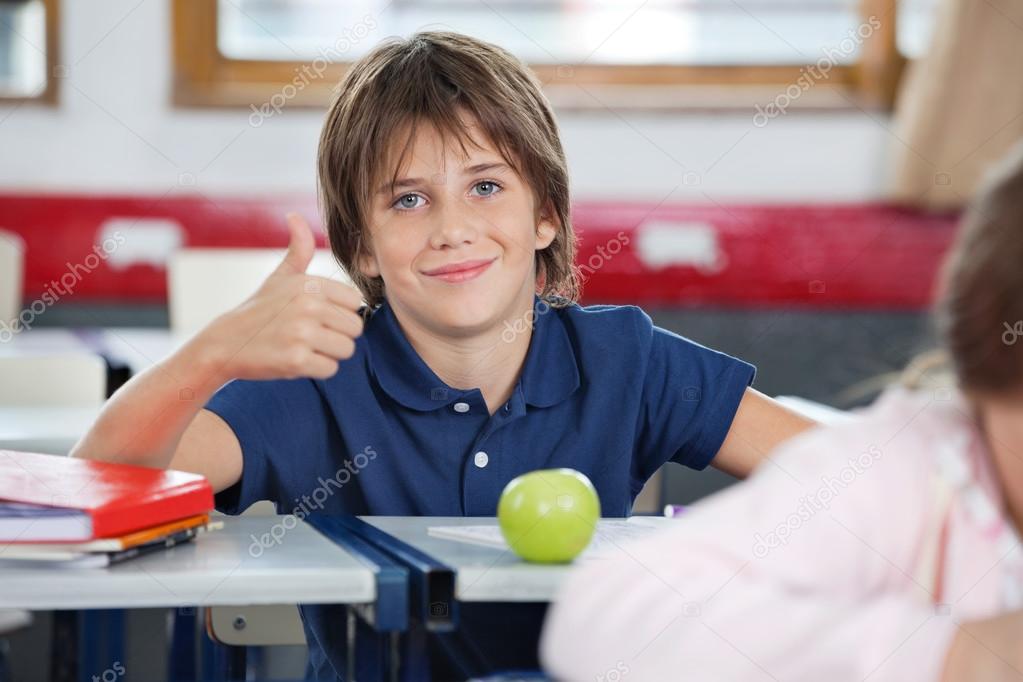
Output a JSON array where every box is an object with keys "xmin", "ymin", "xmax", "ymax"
[{"xmin": 0, "ymin": 0, "xmax": 892, "ymax": 202}]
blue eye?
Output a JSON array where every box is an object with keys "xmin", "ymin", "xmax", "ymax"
[
  {"xmin": 472, "ymin": 180, "xmax": 502, "ymax": 197},
  {"xmin": 393, "ymin": 193, "xmax": 424, "ymax": 210}
]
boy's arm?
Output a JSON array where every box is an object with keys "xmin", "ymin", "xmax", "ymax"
[
  {"xmin": 70, "ymin": 339, "xmax": 244, "ymax": 492},
  {"xmin": 70, "ymin": 214, "xmax": 364, "ymax": 493},
  {"xmin": 711, "ymin": 387, "xmax": 817, "ymax": 478}
]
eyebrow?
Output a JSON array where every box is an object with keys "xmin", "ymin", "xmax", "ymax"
[{"xmin": 377, "ymin": 162, "xmax": 510, "ymax": 195}]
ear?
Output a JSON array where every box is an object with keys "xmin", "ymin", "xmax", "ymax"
[{"xmin": 535, "ymin": 201, "xmax": 559, "ymax": 250}]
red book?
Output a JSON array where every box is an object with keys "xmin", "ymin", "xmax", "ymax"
[{"xmin": 0, "ymin": 450, "xmax": 214, "ymax": 542}]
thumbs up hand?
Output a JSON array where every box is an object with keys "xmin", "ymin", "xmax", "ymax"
[
  {"xmin": 193, "ymin": 213, "xmax": 365, "ymax": 382},
  {"xmin": 272, "ymin": 210, "xmax": 317, "ymax": 276}
]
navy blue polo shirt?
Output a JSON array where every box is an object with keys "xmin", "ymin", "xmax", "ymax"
[{"xmin": 205, "ymin": 295, "xmax": 755, "ymax": 679}]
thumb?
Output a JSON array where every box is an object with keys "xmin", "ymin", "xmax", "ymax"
[{"xmin": 274, "ymin": 212, "xmax": 315, "ymax": 275}]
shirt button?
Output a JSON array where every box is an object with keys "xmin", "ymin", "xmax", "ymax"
[
  {"xmin": 453, "ymin": 402, "xmax": 470, "ymax": 413},
  {"xmin": 474, "ymin": 451, "xmax": 489, "ymax": 468}
]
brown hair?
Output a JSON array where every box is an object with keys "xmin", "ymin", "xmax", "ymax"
[
  {"xmin": 317, "ymin": 31, "xmax": 578, "ymax": 309},
  {"xmin": 935, "ymin": 141, "xmax": 1023, "ymax": 394}
]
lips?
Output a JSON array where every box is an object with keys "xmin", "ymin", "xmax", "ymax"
[
  {"xmin": 422, "ymin": 258, "xmax": 496, "ymax": 276},
  {"xmin": 422, "ymin": 257, "xmax": 496, "ymax": 283}
]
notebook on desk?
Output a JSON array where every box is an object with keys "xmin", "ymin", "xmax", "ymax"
[
  {"xmin": 427, "ymin": 517, "xmax": 673, "ymax": 560},
  {"xmin": 0, "ymin": 520, "xmax": 222, "ymax": 568}
]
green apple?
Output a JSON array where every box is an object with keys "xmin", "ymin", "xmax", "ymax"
[{"xmin": 497, "ymin": 468, "xmax": 601, "ymax": 563}]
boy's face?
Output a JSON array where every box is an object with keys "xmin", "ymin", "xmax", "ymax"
[{"xmin": 360, "ymin": 111, "xmax": 557, "ymax": 337}]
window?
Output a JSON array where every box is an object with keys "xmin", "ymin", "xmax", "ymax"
[
  {"xmin": 0, "ymin": 0, "xmax": 58, "ymax": 103},
  {"xmin": 174, "ymin": 0, "xmax": 937, "ymax": 110}
]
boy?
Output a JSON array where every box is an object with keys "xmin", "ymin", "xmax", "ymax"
[{"xmin": 73, "ymin": 31, "xmax": 812, "ymax": 680}]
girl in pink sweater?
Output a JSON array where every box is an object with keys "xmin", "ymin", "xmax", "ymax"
[{"xmin": 541, "ymin": 143, "xmax": 1023, "ymax": 682}]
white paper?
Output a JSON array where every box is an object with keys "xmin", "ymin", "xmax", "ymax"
[{"xmin": 427, "ymin": 517, "xmax": 673, "ymax": 560}]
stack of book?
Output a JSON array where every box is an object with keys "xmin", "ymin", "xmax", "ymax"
[{"xmin": 0, "ymin": 450, "xmax": 216, "ymax": 567}]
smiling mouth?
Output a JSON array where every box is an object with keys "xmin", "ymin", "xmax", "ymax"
[{"xmin": 422, "ymin": 258, "xmax": 497, "ymax": 283}]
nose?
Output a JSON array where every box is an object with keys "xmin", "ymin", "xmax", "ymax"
[{"xmin": 428, "ymin": 195, "xmax": 480, "ymax": 250}]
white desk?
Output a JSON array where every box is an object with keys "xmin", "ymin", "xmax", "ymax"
[
  {"xmin": 0, "ymin": 516, "xmax": 376, "ymax": 611},
  {"xmin": 0, "ymin": 405, "xmax": 102, "ymax": 454},
  {"xmin": 363, "ymin": 516, "xmax": 672, "ymax": 603},
  {"xmin": 96, "ymin": 327, "xmax": 183, "ymax": 374},
  {"xmin": 775, "ymin": 395, "xmax": 853, "ymax": 424},
  {"xmin": 0, "ymin": 329, "xmax": 180, "ymax": 453},
  {"xmin": 1, "ymin": 327, "xmax": 181, "ymax": 375}
]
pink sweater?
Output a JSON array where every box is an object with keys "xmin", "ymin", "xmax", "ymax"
[{"xmin": 541, "ymin": 386, "xmax": 1023, "ymax": 681}]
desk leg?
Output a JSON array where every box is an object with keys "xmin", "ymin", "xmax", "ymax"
[
  {"xmin": 51, "ymin": 611, "xmax": 77, "ymax": 682},
  {"xmin": 197, "ymin": 608, "xmax": 246, "ymax": 682},
  {"xmin": 345, "ymin": 607, "xmax": 356, "ymax": 682},
  {"xmin": 168, "ymin": 608, "xmax": 197, "ymax": 682},
  {"xmin": 345, "ymin": 608, "xmax": 403, "ymax": 682},
  {"xmin": 389, "ymin": 632, "xmax": 400, "ymax": 682},
  {"xmin": 168, "ymin": 607, "xmax": 248, "ymax": 682},
  {"xmin": 201, "ymin": 637, "xmax": 246, "ymax": 681},
  {"xmin": 77, "ymin": 610, "xmax": 125, "ymax": 682}
]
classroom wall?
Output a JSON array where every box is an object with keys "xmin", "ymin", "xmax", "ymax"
[{"xmin": 0, "ymin": 0, "xmax": 891, "ymax": 202}]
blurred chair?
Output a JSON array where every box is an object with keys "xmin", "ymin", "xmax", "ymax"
[
  {"xmin": 0, "ymin": 230, "xmax": 25, "ymax": 329},
  {"xmin": 206, "ymin": 605, "xmax": 306, "ymax": 647},
  {"xmin": 168, "ymin": 249, "xmax": 353, "ymax": 337},
  {"xmin": 0, "ymin": 353, "xmax": 106, "ymax": 407}
]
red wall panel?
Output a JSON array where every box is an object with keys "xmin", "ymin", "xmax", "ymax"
[{"xmin": 0, "ymin": 193, "xmax": 959, "ymax": 309}]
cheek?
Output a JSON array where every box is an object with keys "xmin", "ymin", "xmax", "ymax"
[
  {"xmin": 381, "ymin": 247, "xmax": 420, "ymax": 278},
  {"xmin": 370, "ymin": 223, "xmax": 417, "ymax": 267},
  {"xmin": 494, "ymin": 211, "xmax": 542, "ymax": 261}
]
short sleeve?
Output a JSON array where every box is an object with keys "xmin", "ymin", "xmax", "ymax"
[
  {"xmin": 204, "ymin": 377, "xmax": 332, "ymax": 515},
  {"xmin": 635, "ymin": 316, "xmax": 756, "ymax": 474}
]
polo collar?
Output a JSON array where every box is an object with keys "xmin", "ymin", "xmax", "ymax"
[{"xmin": 364, "ymin": 296, "xmax": 580, "ymax": 412}]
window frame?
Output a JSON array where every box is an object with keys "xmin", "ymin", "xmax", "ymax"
[
  {"xmin": 172, "ymin": 0, "xmax": 904, "ymax": 111},
  {"xmin": 0, "ymin": 0, "xmax": 60, "ymax": 105}
]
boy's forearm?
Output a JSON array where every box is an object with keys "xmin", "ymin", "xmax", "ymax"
[
  {"xmin": 70, "ymin": 337, "xmax": 230, "ymax": 469},
  {"xmin": 713, "ymin": 388, "xmax": 817, "ymax": 478}
]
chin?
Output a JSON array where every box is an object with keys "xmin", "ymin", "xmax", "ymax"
[{"xmin": 428, "ymin": 296, "xmax": 504, "ymax": 335}]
